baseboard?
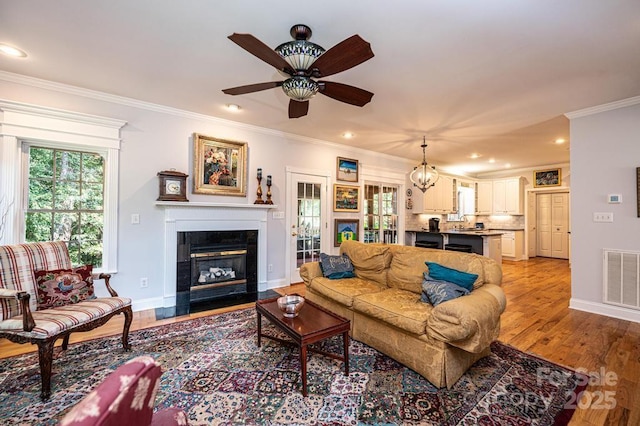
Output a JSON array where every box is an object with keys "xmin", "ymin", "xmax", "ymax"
[
  {"xmin": 131, "ymin": 296, "xmax": 165, "ymax": 313},
  {"xmin": 261, "ymin": 278, "xmax": 288, "ymax": 292},
  {"xmin": 569, "ymin": 298, "xmax": 640, "ymax": 324}
]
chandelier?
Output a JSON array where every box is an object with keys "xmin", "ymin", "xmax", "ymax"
[{"xmin": 409, "ymin": 136, "xmax": 439, "ymax": 193}]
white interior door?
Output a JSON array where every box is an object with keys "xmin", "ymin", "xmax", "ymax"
[
  {"xmin": 537, "ymin": 194, "xmax": 552, "ymax": 257},
  {"xmin": 287, "ymin": 171, "xmax": 329, "ymax": 283},
  {"xmin": 527, "ymin": 192, "xmax": 537, "ymax": 257},
  {"xmin": 551, "ymin": 193, "xmax": 569, "ymax": 259}
]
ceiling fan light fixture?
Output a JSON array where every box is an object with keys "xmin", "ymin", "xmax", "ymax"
[
  {"xmin": 275, "ymin": 40, "xmax": 325, "ymax": 71},
  {"xmin": 282, "ymin": 76, "xmax": 319, "ymax": 101},
  {"xmin": 409, "ymin": 137, "xmax": 439, "ymax": 193}
]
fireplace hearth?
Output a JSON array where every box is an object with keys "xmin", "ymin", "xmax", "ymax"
[{"xmin": 176, "ymin": 230, "xmax": 258, "ymax": 315}]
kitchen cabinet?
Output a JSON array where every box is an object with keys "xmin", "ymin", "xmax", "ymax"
[
  {"xmin": 483, "ymin": 235, "xmax": 502, "ymax": 264},
  {"xmin": 501, "ymin": 230, "xmax": 524, "ymax": 259},
  {"xmin": 412, "ymin": 175, "xmax": 456, "ymax": 214},
  {"xmin": 492, "ymin": 177, "xmax": 524, "ymax": 215},
  {"xmin": 475, "ymin": 181, "xmax": 493, "ymax": 214}
]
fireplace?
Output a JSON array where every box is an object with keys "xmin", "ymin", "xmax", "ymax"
[{"xmin": 176, "ymin": 230, "xmax": 258, "ymax": 315}]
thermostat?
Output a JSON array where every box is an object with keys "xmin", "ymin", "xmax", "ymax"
[{"xmin": 607, "ymin": 194, "xmax": 622, "ymax": 204}]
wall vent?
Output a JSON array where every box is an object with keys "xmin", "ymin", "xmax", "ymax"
[{"xmin": 603, "ymin": 249, "xmax": 640, "ymax": 310}]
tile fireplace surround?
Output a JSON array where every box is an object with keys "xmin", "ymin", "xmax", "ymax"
[{"xmin": 157, "ymin": 202, "xmax": 274, "ymax": 315}]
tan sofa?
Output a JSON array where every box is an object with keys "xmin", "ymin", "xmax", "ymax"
[{"xmin": 299, "ymin": 240, "xmax": 506, "ymax": 388}]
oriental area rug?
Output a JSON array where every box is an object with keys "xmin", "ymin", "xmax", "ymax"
[{"xmin": 0, "ymin": 308, "xmax": 587, "ymax": 425}]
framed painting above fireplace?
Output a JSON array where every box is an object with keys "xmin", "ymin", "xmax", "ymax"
[{"xmin": 193, "ymin": 133, "xmax": 247, "ymax": 196}]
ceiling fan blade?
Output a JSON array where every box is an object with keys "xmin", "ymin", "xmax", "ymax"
[
  {"xmin": 318, "ymin": 81, "xmax": 374, "ymax": 107},
  {"xmin": 289, "ymin": 99, "xmax": 309, "ymax": 118},
  {"xmin": 222, "ymin": 81, "xmax": 283, "ymax": 95},
  {"xmin": 311, "ymin": 35, "xmax": 374, "ymax": 77},
  {"xmin": 228, "ymin": 33, "xmax": 294, "ymax": 74}
]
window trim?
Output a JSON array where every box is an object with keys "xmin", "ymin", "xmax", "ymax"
[{"xmin": 0, "ymin": 100, "xmax": 126, "ymax": 273}]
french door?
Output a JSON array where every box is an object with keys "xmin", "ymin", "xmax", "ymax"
[{"xmin": 286, "ymin": 170, "xmax": 330, "ymax": 283}]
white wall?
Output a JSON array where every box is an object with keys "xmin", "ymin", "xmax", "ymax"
[
  {"xmin": 0, "ymin": 77, "xmax": 411, "ymax": 311},
  {"xmin": 568, "ymin": 97, "xmax": 640, "ymax": 323}
]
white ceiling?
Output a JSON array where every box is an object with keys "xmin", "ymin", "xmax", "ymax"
[{"xmin": 1, "ymin": 1, "xmax": 639, "ymax": 175}]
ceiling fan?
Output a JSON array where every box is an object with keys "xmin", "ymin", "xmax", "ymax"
[{"xmin": 222, "ymin": 24, "xmax": 375, "ymax": 119}]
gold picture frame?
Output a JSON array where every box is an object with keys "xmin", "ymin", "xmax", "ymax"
[
  {"xmin": 193, "ymin": 133, "xmax": 247, "ymax": 196},
  {"xmin": 533, "ymin": 168, "xmax": 561, "ymax": 187},
  {"xmin": 333, "ymin": 184, "xmax": 360, "ymax": 212}
]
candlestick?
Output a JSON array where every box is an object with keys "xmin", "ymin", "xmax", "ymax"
[
  {"xmin": 266, "ymin": 175, "xmax": 273, "ymax": 205},
  {"xmin": 254, "ymin": 176, "xmax": 264, "ymax": 204}
]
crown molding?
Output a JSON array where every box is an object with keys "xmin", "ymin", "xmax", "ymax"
[
  {"xmin": 0, "ymin": 70, "xmax": 407, "ymax": 164},
  {"xmin": 565, "ymin": 95, "xmax": 640, "ymax": 119}
]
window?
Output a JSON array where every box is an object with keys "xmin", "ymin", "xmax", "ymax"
[
  {"xmin": 364, "ymin": 184, "xmax": 398, "ymax": 244},
  {"xmin": 447, "ymin": 182, "xmax": 475, "ymax": 222},
  {"xmin": 26, "ymin": 146, "xmax": 105, "ymax": 266},
  {"xmin": 0, "ymin": 100, "xmax": 124, "ymax": 272}
]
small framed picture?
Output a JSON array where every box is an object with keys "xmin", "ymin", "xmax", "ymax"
[
  {"xmin": 333, "ymin": 184, "xmax": 360, "ymax": 212},
  {"xmin": 533, "ymin": 168, "xmax": 561, "ymax": 187},
  {"xmin": 336, "ymin": 157, "xmax": 359, "ymax": 182},
  {"xmin": 335, "ymin": 219, "xmax": 359, "ymax": 247}
]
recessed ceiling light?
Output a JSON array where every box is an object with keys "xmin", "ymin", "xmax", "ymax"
[
  {"xmin": 470, "ymin": 153, "xmax": 480, "ymax": 159},
  {"xmin": 0, "ymin": 43, "xmax": 27, "ymax": 58},
  {"xmin": 225, "ymin": 103, "xmax": 241, "ymax": 112},
  {"xmin": 342, "ymin": 132, "xmax": 354, "ymax": 139},
  {"xmin": 505, "ymin": 163, "xmax": 511, "ymax": 168},
  {"xmin": 488, "ymin": 158, "xmax": 496, "ymax": 163},
  {"xmin": 554, "ymin": 138, "xmax": 566, "ymax": 144}
]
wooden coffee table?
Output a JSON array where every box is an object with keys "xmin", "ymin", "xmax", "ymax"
[{"xmin": 256, "ymin": 296, "xmax": 350, "ymax": 397}]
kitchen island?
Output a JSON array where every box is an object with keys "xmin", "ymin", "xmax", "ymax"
[{"xmin": 406, "ymin": 229, "xmax": 503, "ymax": 264}]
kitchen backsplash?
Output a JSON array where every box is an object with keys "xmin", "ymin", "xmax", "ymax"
[{"xmin": 406, "ymin": 213, "xmax": 525, "ymax": 231}]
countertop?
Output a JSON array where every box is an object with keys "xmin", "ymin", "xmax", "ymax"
[{"xmin": 406, "ymin": 229, "xmax": 504, "ymax": 236}]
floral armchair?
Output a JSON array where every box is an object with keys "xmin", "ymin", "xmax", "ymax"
[{"xmin": 0, "ymin": 241, "xmax": 132, "ymax": 400}]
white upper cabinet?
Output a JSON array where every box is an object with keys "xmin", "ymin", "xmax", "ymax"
[
  {"xmin": 475, "ymin": 181, "xmax": 493, "ymax": 215},
  {"xmin": 492, "ymin": 177, "xmax": 524, "ymax": 215},
  {"xmin": 412, "ymin": 175, "xmax": 456, "ymax": 214}
]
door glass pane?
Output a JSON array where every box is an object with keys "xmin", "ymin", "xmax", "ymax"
[
  {"xmin": 364, "ymin": 183, "xmax": 398, "ymax": 244},
  {"xmin": 297, "ymin": 182, "xmax": 321, "ymax": 267}
]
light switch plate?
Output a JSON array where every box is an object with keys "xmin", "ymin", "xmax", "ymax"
[{"xmin": 593, "ymin": 212, "xmax": 613, "ymax": 222}]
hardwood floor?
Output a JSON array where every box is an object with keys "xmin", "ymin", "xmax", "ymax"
[{"xmin": 1, "ymin": 257, "xmax": 638, "ymax": 424}]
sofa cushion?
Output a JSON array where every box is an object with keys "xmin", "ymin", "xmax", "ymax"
[
  {"xmin": 339, "ymin": 240, "xmax": 391, "ymax": 286},
  {"xmin": 421, "ymin": 274, "xmax": 470, "ymax": 306},
  {"xmin": 352, "ymin": 288, "xmax": 432, "ymax": 336},
  {"xmin": 319, "ymin": 253, "xmax": 356, "ymax": 279},
  {"xmin": 0, "ymin": 297, "xmax": 131, "ymax": 337},
  {"xmin": 425, "ymin": 262, "xmax": 478, "ymax": 291},
  {"xmin": 309, "ymin": 276, "xmax": 384, "ymax": 308},
  {"xmin": 35, "ymin": 265, "xmax": 96, "ymax": 310}
]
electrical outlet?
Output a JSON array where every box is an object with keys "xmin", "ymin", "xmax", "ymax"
[
  {"xmin": 140, "ymin": 277, "xmax": 148, "ymax": 288},
  {"xmin": 268, "ymin": 264, "xmax": 273, "ymax": 272},
  {"xmin": 131, "ymin": 214, "xmax": 140, "ymax": 224},
  {"xmin": 593, "ymin": 212, "xmax": 613, "ymax": 222}
]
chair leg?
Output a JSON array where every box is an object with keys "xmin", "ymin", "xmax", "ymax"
[
  {"xmin": 37, "ymin": 338, "xmax": 56, "ymax": 400},
  {"xmin": 121, "ymin": 306, "xmax": 133, "ymax": 351},
  {"xmin": 61, "ymin": 334, "xmax": 70, "ymax": 350}
]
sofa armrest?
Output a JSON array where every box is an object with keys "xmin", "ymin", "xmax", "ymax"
[
  {"xmin": 92, "ymin": 272, "xmax": 118, "ymax": 297},
  {"xmin": 0, "ymin": 290, "xmax": 36, "ymax": 332},
  {"xmin": 426, "ymin": 284, "xmax": 506, "ymax": 353},
  {"xmin": 299, "ymin": 262, "xmax": 323, "ymax": 287}
]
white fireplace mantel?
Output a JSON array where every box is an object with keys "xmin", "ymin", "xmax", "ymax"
[{"xmin": 158, "ymin": 202, "xmax": 276, "ymax": 309}]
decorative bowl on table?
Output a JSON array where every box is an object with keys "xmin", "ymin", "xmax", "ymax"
[{"xmin": 277, "ymin": 295, "xmax": 305, "ymax": 318}]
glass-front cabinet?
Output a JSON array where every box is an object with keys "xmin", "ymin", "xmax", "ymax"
[{"xmin": 364, "ymin": 184, "xmax": 398, "ymax": 244}]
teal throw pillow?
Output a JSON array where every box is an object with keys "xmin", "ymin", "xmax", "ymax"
[
  {"xmin": 425, "ymin": 261, "xmax": 478, "ymax": 291},
  {"xmin": 421, "ymin": 273, "xmax": 470, "ymax": 306},
  {"xmin": 319, "ymin": 253, "xmax": 355, "ymax": 279}
]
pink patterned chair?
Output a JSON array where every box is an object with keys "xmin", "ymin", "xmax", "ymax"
[
  {"xmin": 0, "ymin": 241, "xmax": 132, "ymax": 400},
  {"xmin": 61, "ymin": 356, "xmax": 188, "ymax": 426}
]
